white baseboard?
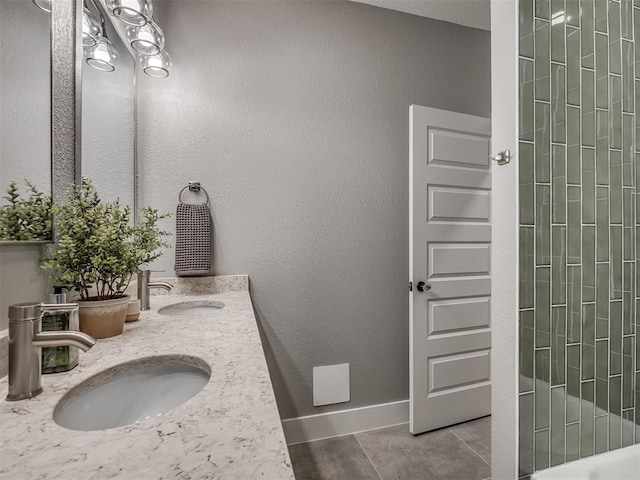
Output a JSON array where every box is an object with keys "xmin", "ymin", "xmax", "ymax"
[{"xmin": 282, "ymin": 399, "xmax": 409, "ymax": 445}]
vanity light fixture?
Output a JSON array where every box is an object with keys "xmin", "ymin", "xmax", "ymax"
[
  {"xmin": 140, "ymin": 50, "xmax": 171, "ymax": 78},
  {"xmin": 32, "ymin": 0, "xmax": 51, "ymax": 13},
  {"xmin": 82, "ymin": 7, "xmax": 102, "ymax": 47},
  {"xmin": 86, "ymin": 37, "xmax": 119, "ymax": 72},
  {"xmin": 107, "ymin": 0, "xmax": 153, "ymax": 26},
  {"xmin": 126, "ymin": 20, "xmax": 165, "ymax": 55}
]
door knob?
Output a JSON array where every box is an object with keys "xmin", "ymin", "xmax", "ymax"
[{"xmin": 416, "ymin": 282, "xmax": 431, "ymax": 292}]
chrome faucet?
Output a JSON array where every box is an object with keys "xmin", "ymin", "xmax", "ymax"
[
  {"xmin": 137, "ymin": 270, "xmax": 174, "ymax": 311},
  {"xmin": 6, "ymin": 303, "xmax": 96, "ymax": 401}
]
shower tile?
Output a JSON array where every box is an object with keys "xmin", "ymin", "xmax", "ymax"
[
  {"xmin": 595, "ymin": 34, "xmax": 609, "ymax": 109},
  {"xmin": 535, "ymin": 0, "xmax": 550, "ymax": 19},
  {"xmin": 595, "ymin": 416, "xmax": 609, "ymax": 454},
  {"xmin": 520, "ymin": 0, "xmax": 535, "ymax": 58},
  {"xmin": 594, "ymin": 0, "xmax": 608, "ymax": 32},
  {"xmin": 536, "ymin": 185, "xmax": 551, "ymax": 265},
  {"xmin": 582, "ymin": 0, "xmax": 595, "ymax": 68},
  {"xmin": 567, "ymin": 27, "xmax": 581, "ymax": 106},
  {"xmin": 581, "ymin": 380, "xmax": 595, "ymax": 457},
  {"xmin": 535, "ymin": 349, "xmax": 551, "ymax": 430},
  {"xmin": 635, "ymin": 9, "xmax": 640, "ymax": 78},
  {"xmin": 623, "ymin": 336, "xmax": 634, "ymax": 408},
  {"xmin": 596, "ymin": 187, "xmax": 610, "ymax": 261},
  {"xmin": 623, "ymin": 262, "xmax": 633, "ymax": 332},
  {"xmin": 520, "ymin": 310, "xmax": 535, "ymax": 392},
  {"xmin": 610, "ymin": 227, "xmax": 623, "ymax": 299},
  {"xmin": 622, "ymin": 0, "xmax": 633, "ymax": 40},
  {"xmin": 519, "ymin": 393, "xmax": 534, "ymax": 476},
  {"xmin": 551, "ymin": 306, "xmax": 566, "ymax": 385},
  {"xmin": 566, "ymin": 0, "xmax": 580, "ymax": 27},
  {"xmin": 536, "ymin": 267, "xmax": 551, "ymax": 347},
  {"xmin": 551, "ymin": 65, "xmax": 566, "ymax": 143},
  {"xmin": 520, "ymin": 59, "xmax": 535, "ymax": 141},
  {"xmin": 520, "ymin": 142, "xmax": 535, "ymax": 224},
  {"xmin": 567, "ymin": 344, "xmax": 581, "ymax": 422},
  {"xmin": 624, "ymin": 200, "xmax": 633, "ymax": 258},
  {"xmin": 622, "ymin": 410, "xmax": 634, "ymax": 447},
  {"xmin": 610, "ymin": 152, "xmax": 623, "ymax": 224},
  {"xmin": 521, "ymin": 227, "xmax": 536, "ymax": 309},
  {"xmin": 551, "ymin": 226, "xmax": 567, "ymax": 305},
  {"xmin": 609, "ymin": 409, "xmax": 622, "ymax": 450},
  {"xmin": 536, "ymin": 102, "xmax": 551, "ymax": 182},
  {"xmin": 536, "ymin": 20, "xmax": 551, "ymax": 102},
  {"xmin": 567, "ymin": 266, "xmax": 582, "ymax": 343},
  {"xmin": 610, "ymin": 301, "xmax": 623, "ymax": 374},
  {"xmin": 596, "ymin": 376, "xmax": 609, "ymax": 413},
  {"xmin": 609, "ymin": 1, "xmax": 622, "ymax": 75},
  {"xmin": 535, "ymin": 430, "xmax": 550, "ymax": 471},
  {"xmin": 596, "ymin": 339, "xmax": 610, "ymax": 380},
  {"xmin": 636, "ymin": 83, "xmax": 640, "ymax": 147},
  {"xmin": 582, "ymin": 148, "xmax": 596, "ymax": 223},
  {"xmin": 582, "ymin": 226, "xmax": 596, "ymax": 302},
  {"xmin": 623, "ymin": 115, "xmax": 633, "ymax": 184},
  {"xmin": 567, "ymin": 109, "xmax": 581, "ymax": 186},
  {"xmin": 610, "ymin": 375, "xmax": 622, "ymax": 417},
  {"xmin": 552, "ymin": 146, "xmax": 566, "ymax": 223},
  {"xmin": 550, "ymin": 385, "xmax": 565, "ymax": 466},
  {"xmin": 596, "ymin": 263, "xmax": 610, "ymax": 337},
  {"xmin": 623, "ymin": 43, "xmax": 634, "ymax": 113},
  {"xmin": 566, "ymin": 423, "xmax": 580, "ymax": 461},
  {"xmin": 610, "ymin": 77, "xmax": 623, "ymax": 149},
  {"xmin": 551, "ymin": 0, "xmax": 565, "ymax": 63},
  {"xmin": 582, "ymin": 70, "xmax": 596, "ymax": 146},
  {"xmin": 567, "ymin": 187, "xmax": 581, "ymax": 264},
  {"xmin": 595, "ymin": 111, "xmax": 609, "ymax": 183},
  {"xmin": 583, "ymin": 304, "xmax": 597, "ymax": 381}
]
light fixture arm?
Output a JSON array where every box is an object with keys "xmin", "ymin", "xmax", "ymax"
[{"xmin": 86, "ymin": 0, "xmax": 109, "ymax": 40}]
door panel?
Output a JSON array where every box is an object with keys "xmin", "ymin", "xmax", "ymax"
[{"xmin": 410, "ymin": 105, "xmax": 492, "ymax": 434}]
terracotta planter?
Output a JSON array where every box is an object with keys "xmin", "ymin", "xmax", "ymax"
[{"xmin": 77, "ymin": 295, "xmax": 130, "ymax": 339}]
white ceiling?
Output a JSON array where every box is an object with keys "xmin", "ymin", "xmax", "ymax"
[{"xmin": 350, "ymin": 0, "xmax": 491, "ymax": 31}]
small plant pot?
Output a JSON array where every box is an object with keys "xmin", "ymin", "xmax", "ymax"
[
  {"xmin": 125, "ymin": 299, "xmax": 141, "ymax": 322},
  {"xmin": 77, "ymin": 295, "xmax": 130, "ymax": 339}
]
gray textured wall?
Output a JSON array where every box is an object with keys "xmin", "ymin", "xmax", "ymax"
[{"xmin": 138, "ymin": 0, "xmax": 491, "ymax": 419}]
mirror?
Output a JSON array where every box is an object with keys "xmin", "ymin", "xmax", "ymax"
[
  {"xmin": 81, "ymin": 0, "xmax": 136, "ymax": 209},
  {"xmin": 0, "ymin": 0, "xmax": 52, "ymax": 242}
]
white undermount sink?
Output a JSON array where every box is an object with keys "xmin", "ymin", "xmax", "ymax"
[
  {"xmin": 53, "ymin": 355, "xmax": 210, "ymax": 431},
  {"xmin": 157, "ymin": 300, "xmax": 225, "ymax": 316}
]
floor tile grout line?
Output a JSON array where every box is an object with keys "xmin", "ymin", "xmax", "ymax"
[
  {"xmin": 448, "ymin": 428, "xmax": 492, "ymax": 468},
  {"xmin": 354, "ymin": 433, "xmax": 385, "ymax": 480}
]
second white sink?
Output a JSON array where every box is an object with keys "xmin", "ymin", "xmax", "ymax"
[
  {"xmin": 53, "ymin": 355, "xmax": 210, "ymax": 431},
  {"xmin": 157, "ymin": 300, "xmax": 225, "ymax": 316}
]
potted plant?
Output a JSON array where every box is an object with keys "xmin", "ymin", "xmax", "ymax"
[{"xmin": 42, "ymin": 179, "xmax": 169, "ymax": 338}]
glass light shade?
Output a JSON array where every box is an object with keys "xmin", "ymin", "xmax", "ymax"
[
  {"xmin": 86, "ymin": 38, "xmax": 119, "ymax": 72},
  {"xmin": 107, "ymin": 0, "xmax": 152, "ymax": 26},
  {"xmin": 140, "ymin": 50, "xmax": 172, "ymax": 78},
  {"xmin": 127, "ymin": 21, "xmax": 165, "ymax": 55},
  {"xmin": 32, "ymin": 0, "xmax": 51, "ymax": 12},
  {"xmin": 82, "ymin": 8, "xmax": 102, "ymax": 47}
]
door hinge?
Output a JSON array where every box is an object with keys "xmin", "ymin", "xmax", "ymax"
[{"xmin": 409, "ymin": 282, "xmax": 413, "ymax": 292}]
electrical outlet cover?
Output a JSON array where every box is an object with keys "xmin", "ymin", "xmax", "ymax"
[{"xmin": 313, "ymin": 363, "xmax": 350, "ymax": 406}]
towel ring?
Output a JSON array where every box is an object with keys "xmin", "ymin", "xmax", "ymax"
[{"xmin": 178, "ymin": 183, "xmax": 210, "ymax": 205}]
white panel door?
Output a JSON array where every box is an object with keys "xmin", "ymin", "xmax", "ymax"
[{"xmin": 410, "ymin": 105, "xmax": 492, "ymax": 434}]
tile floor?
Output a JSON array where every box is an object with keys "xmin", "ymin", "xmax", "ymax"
[{"xmin": 288, "ymin": 416, "xmax": 491, "ymax": 480}]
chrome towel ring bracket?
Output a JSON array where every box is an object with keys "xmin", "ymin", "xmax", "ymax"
[{"xmin": 178, "ymin": 181, "xmax": 209, "ymax": 205}]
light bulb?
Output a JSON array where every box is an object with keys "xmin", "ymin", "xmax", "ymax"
[
  {"xmin": 86, "ymin": 38, "xmax": 119, "ymax": 72},
  {"xmin": 107, "ymin": 0, "xmax": 152, "ymax": 26},
  {"xmin": 127, "ymin": 21, "xmax": 165, "ymax": 55},
  {"xmin": 140, "ymin": 50, "xmax": 172, "ymax": 78}
]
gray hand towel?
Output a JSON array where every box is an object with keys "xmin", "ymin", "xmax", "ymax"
[{"xmin": 174, "ymin": 202, "xmax": 211, "ymax": 276}]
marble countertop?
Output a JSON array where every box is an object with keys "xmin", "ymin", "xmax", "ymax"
[{"xmin": 0, "ymin": 275, "xmax": 295, "ymax": 480}]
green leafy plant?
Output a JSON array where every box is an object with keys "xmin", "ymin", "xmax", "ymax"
[
  {"xmin": 0, "ymin": 179, "xmax": 52, "ymax": 241},
  {"xmin": 42, "ymin": 179, "xmax": 170, "ymax": 300}
]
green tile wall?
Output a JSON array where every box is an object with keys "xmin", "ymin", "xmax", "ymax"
[{"xmin": 518, "ymin": 0, "xmax": 639, "ymax": 477}]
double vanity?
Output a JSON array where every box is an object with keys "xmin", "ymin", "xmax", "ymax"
[{"xmin": 0, "ymin": 275, "xmax": 295, "ymax": 479}]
